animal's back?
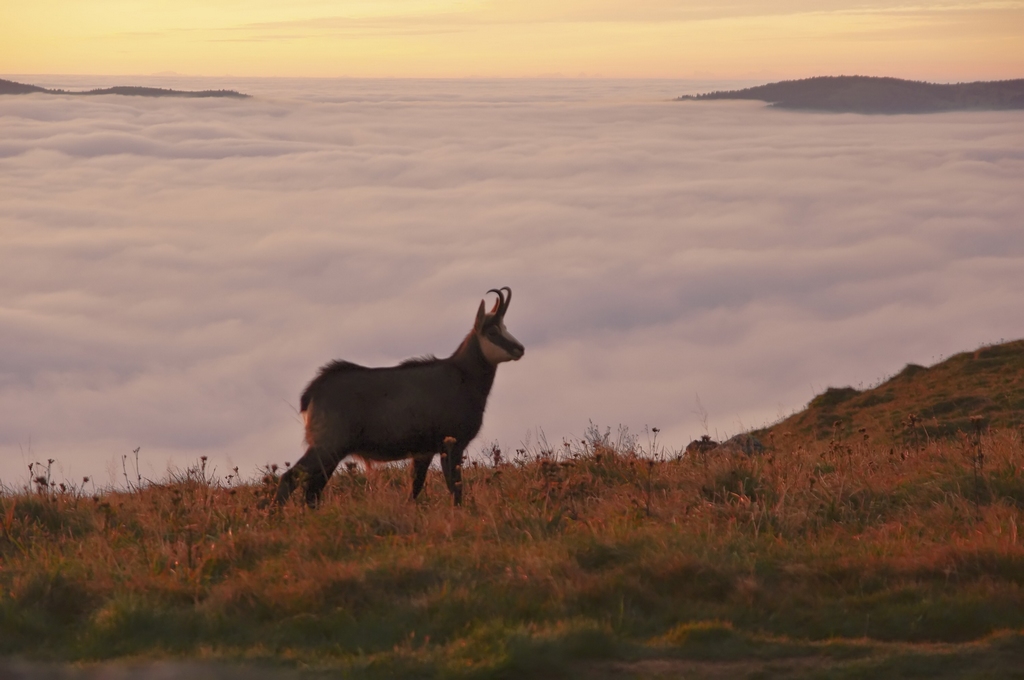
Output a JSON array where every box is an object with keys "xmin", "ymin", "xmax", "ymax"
[
  {"xmin": 301, "ymin": 359, "xmax": 488, "ymax": 460},
  {"xmin": 300, "ymin": 360, "xmax": 368, "ymax": 413}
]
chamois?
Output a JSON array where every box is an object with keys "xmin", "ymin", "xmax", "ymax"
[{"xmin": 274, "ymin": 287, "xmax": 524, "ymax": 507}]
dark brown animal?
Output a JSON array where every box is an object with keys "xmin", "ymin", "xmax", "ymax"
[{"xmin": 275, "ymin": 287, "xmax": 524, "ymax": 506}]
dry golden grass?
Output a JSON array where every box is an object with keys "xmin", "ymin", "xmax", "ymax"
[
  {"xmin": 759, "ymin": 339, "xmax": 1024, "ymax": 446},
  {"xmin": 2, "ymin": 424, "xmax": 1024, "ymax": 677}
]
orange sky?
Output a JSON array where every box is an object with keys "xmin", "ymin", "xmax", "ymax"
[{"xmin": 2, "ymin": 0, "xmax": 1022, "ymax": 79}]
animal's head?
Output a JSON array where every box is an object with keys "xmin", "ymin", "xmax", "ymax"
[{"xmin": 474, "ymin": 287, "xmax": 524, "ymax": 364}]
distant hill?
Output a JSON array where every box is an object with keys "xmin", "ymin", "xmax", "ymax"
[
  {"xmin": 0, "ymin": 78, "xmax": 248, "ymax": 98},
  {"xmin": 0, "ymin": 79, "xmax": 48, "ymax": 94},
  {"xmin": 679, "ymin": 76, "xmax": 1024, "ymax": 113},
  {"xmin": 753, "ymin": 339, "xmax": 1024, "ymax": 448}
]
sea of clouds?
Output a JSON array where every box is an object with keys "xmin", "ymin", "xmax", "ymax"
[{"xmin": 1, "ymin": 76, "xmax": 1022, "ymax": 487}]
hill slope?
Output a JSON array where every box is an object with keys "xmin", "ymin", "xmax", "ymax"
[
  {"xmin": 0, "ymin": 79, "xmax": 47, "ymax": 95},
  {"xmin": 2, "ymin": 340, "xmax": 1024, "ymax": 677},
  {"xmin": 756, "ymin": 339, "xmax": 1024, "ymax": 447},
  {"xmin": 679, "ymin": 76, "xmax": 1024, "ymax": 113}
]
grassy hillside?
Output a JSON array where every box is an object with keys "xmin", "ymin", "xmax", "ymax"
[
  {"xmin": 756, "ymin": 339, "xmax": 1024, "ymax": 449},
  {"xmin": 3, "ymin": 432, "xmax": 1024, "ymax": 676},
  {"xmin": 2, "ymin": 342, "xmax": 1024, "ymax": 677}
]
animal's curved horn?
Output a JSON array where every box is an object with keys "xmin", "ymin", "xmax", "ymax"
[
  {"xmin": 500, "ymin": 287, "xmax": 511, "ymax": 313},
  {"xmin": 486, "ymin": 287, "xmax": 506, "ymax": 316}
]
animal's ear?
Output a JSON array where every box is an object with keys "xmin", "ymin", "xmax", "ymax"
[{"xmin": 474, "ymin": 299, "xmax": 487, "ymax": 331}]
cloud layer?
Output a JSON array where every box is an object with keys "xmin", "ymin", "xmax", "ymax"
[{"xmin": 1, "ymin": 77, "xmax": 1022, "ymax": 486}]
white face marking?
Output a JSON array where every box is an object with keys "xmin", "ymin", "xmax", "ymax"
[{"xmin": 480, "ymin": 319, "xmax": 523, "ymax": 365}]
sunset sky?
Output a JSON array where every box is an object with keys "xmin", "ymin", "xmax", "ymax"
[{"xmin": 3, "ymin": 0, "xmax": 1023, "ymax": 80}]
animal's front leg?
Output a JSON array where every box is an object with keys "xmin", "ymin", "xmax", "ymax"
[{"xmin": 411, "ymin": 454, "xmax": 433, "ymax": 500}]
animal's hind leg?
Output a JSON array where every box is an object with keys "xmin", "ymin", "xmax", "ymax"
[
  {"xmin": 411, "ymin": 454, "xmax": 433, "ymax": 500},
  {"xmin": 275, "ymin": 447, "xmax": 341, "ymax": 507}
]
